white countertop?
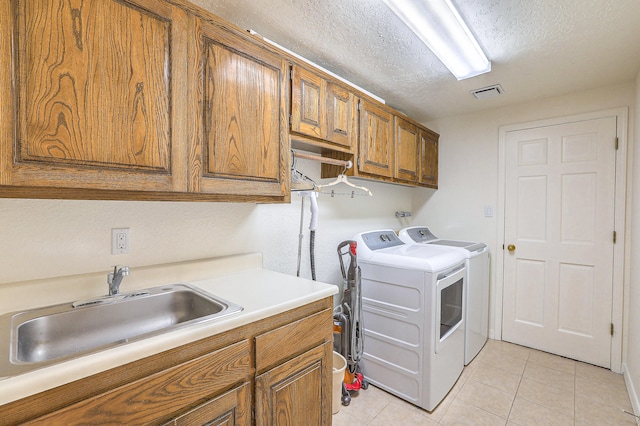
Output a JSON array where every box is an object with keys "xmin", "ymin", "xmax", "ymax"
[{"xmin": 0, "ymin": 254, "xmax": 338, "ymax": 406}]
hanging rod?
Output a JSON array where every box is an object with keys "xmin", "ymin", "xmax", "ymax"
[{"xmin": 292, "ymin": 151, "xmax": 352, "ymax": 169}]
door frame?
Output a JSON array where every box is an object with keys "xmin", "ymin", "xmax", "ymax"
[{"xmin": 496, "ymin": 107, "xmax": 628, "ymax": 373}]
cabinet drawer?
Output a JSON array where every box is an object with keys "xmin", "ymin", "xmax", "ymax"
[
  {"xmin": 27, "ymin": 339, "xmax": 251, "ymax": 425},
  {"xmin": 169, "ymin": 382, "xmax": 251, "ymax": 426},
  {"xmin": 255, "ymin": 308, "xmax": 332, "ymax": 373}
]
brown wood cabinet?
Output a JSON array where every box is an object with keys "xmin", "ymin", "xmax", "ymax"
[
  {"xmin": 256, "ymin": 343, "xmax": 332, "ymax": 425},
  {"xmin": 357, "ymin": 99, "xmax": 394, "ymax": 178},
  {"xmin": 290, "ymin": 65, "xmax": 357, "ymax": 152},
  {"xmin": 188, "ymin": 17, "xmax": 289, "ymax": 198},
  {"xmin": 0, "ymin": 0, "xmax": 289, "ymax": 202},
  {"xmin": 168, "ymin": 383, "xmax": 251, "ymax": 426},
  {"xmin": 321, "ymin": 102, "xmax": 438, "ymax": 188},
  {"xmin": 420, "ymin": 128, "xmax": 439, "ymax": 187},
  {"xmin": 394, "ymin": 116, "xmax": 421, "ymax": 183},
  {"xmin": 1, "ymin": 0, "xmax": 189, "ymax": 194},
  {"xmin": 291, "ymin": 66, "xmax": 326, "ymax": 141},
  {"xmin": 254, "ymin": 308, "xmax": 333, "ymax": 424},
  {"xmin": 0, "ymin": 297, "xmax": 333, "ymax": 426},
  {"xmin": 1, "ymin": 0, "xmax": 437, "ymax": 199}
]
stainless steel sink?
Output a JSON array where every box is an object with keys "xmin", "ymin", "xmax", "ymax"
[{"xmin": 0, "ymin": 284, "xmax": 242, "ymax": 377}]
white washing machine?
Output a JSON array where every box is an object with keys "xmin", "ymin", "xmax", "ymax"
[
  {"xmin": 354, "ymin": 229, "xmax": 467, "ymax": 411},
  {"xmin": 399, "ymin": 226, "xmax": 489, "ymax": 365}
]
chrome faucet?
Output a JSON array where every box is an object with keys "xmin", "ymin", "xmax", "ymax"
[{"xmin": 107, "ymin": 266, "xmax": 130, "ymax": 296}]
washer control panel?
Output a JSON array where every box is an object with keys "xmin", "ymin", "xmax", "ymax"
[
  {"xmin": 406, "ymin": 227, "xmax": 438, "ymax": 243},
  {"xmin": 360, "ymin": 230, "xmax": 404, "ymax": 251}
]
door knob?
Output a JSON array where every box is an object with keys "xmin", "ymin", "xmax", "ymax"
[{"xmin": 507, "ymin": 244, "xmax": 516, "ymax": 252}]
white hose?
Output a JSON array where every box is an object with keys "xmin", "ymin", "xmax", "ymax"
[
  {"xmin": 308, "ymin": 191, "xmax": 318, "ymax": 231},
  {"xmin": 296, "ymin": 196, "xmax": 305, "ymax": 277},
  {"xmin": 296, "ymin": 192, "xmax": 319, "ymax": 279}
]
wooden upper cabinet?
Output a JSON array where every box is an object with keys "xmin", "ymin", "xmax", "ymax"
[
  {"xmin": 394, "ymin": 116, "xmax": 420, "ymax": 183},
  {"xmin": 327, "ymin": 82, "xmax": 357, "ymax": 148},
  {"xmin": 2, "ymin": 0, "xmax": 188, "ymax": 192},
  {"xmin": 291, "ymin": 66, "xmax": 326, "ymax": 140},
  {"xmin": 290, "ymin": 65, "xmax": 356, "ymax": 151},
  {"xmin": 420, "ymin": 128, "xmax": 439, "ymax": 187},
  {"xmin": 358, "ymin": 100, "xmax": 393, "ymax": 178},
  {"xmin": 189, "ymin": 18, "xmax": 289, "ymax": 198}
]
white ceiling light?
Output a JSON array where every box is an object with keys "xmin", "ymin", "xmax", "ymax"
[{"xmin": 383, "ymin": 0, "xmax": 491, "ymax": 80}]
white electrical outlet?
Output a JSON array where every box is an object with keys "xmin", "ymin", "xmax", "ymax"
[{"xmin": 111, "ymin": 228, "xmax": 130, "ymax": 255}]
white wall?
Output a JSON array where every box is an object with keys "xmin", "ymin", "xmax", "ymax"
[
  {"xmin": 414, "ymin": 82, "xmax": 636, "ymax": 340},
  {"xmin": 625, "ymin": 71, "xmax": 640, "ymax": 415},
  {"xmin": 0, "ymin": 159, "xmax": 414, "ymax": 293}
]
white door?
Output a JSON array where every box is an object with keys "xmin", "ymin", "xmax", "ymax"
[{"xmin": 502, "ymin": 116, "xmax": 617, "ymax": 368}]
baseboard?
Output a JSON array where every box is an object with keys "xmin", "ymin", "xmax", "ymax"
[{"xmin": 623, "ymin": 363, "xmax": 640, "ymax": 425}]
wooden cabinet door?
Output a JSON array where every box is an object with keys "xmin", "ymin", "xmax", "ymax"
[
  {"xmin": 326, "ymin": 82, "xmax": 357, "ymax": 149},
  {"xmin": 358, "ymin": 100, "xmax": 393, "ymax": 178},
  {"xmin": 255, "ymin": 342, "xmax": 332, "ymax": 426},
  {"xmin": 170, "ymin": 383, "xmax": 251, "ymax": 426},
  {"xmin": 290, "ymin": 65, "xmax": 356, "ymax": 151},
  {"xmin": 291, "ymin": 65, "xmax": 326, "ymax": 140},
  {"xmin": 394, "ymin": 117, "xmax": 420, "ymax": 183},
  {"xmin": 2, "ymin": 0, "xmax": 188, "ymax": 192},
  {"xmin": 420, "ymin": 129, "xmax": 439, "ymax": 187},
  {"xmin": 189, "ymin": 19, "xmax": 289, "ymax": 198}
]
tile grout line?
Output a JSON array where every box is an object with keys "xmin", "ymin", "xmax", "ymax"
[{"xmin": 505, "ymin": 350, "xmax": 531, "ymax": 425}]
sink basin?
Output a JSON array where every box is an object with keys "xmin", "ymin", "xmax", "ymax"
[{"xmin": 0, "ymin": 284, "xmax": 242, "ymax": 377}]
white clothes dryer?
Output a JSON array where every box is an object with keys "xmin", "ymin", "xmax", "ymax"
[
  {"xmin": 354, "ymin": 229, "xmax": 466, "ymax": 411},
  {"xmin": 399, "ymin": 226, "xmax": 489, "ymax": 365}
]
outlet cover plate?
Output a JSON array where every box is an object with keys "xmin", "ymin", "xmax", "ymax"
[{"xmin": 111, "ymin": 228, "xmax": 130, "ymax": 255}]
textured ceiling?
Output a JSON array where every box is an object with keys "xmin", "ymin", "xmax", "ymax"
[{"xmin": 191, "ymin": 0, "xmax": 640, "ymax": 122}]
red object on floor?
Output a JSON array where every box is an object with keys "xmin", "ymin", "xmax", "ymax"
[{"xmin": 345, "ymin": 372, "xmax": 364, "ymax": 392}]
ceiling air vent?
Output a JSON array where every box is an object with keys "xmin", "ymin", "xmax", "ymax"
[{"xmin": 471, "ymin": 84, "xmax": 504, "ymax": 99}]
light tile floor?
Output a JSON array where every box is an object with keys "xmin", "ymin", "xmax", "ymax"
[{"xmin": 332, "ymin": 339, "xmax": 637, "ymax": 425}]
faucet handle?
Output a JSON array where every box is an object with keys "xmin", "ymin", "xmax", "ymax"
[
  {"xmin": 107, "ymin": 266, "xmax": 130, "ymax": 283},
  {"xmin": 110, "ymin": 265, "xmax": 130, "ymax": 275}
]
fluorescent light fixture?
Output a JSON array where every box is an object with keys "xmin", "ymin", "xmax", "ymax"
[{"xmin": 383, "ymin": 0, "xmax": 491, "ymax": 80}]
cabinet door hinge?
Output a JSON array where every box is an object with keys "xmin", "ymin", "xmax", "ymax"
[
  {"xmin": 615, "ymin": 137, "xmax": 619, "ymax": 150},
  {"xmin": 613, "ymin": 231, "xmax": 617, "ymax": 244},
  {"xmin": 611, "ymin": 322, "xmax": 614, "ymax": 336}
]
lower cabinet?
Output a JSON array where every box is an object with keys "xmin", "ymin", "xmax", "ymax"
[
  {"xmin": 256, "ymin": 342, "xmax": 332, "ymax": 426},
  {"xmin": 24, "ymin": 340, "xmax": 252, "ymax": 425},
  {"xmin": 1, "ymin": 298, "xmax": 333, "ymax": 426},
  {"xmin": 254, "ymin": 308, "xmax": 334, "ymax": 425}
]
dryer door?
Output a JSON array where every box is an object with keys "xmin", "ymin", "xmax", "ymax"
[{"xmin": 435, "ymin": 265, "xmax": 465, "ymax": 354}]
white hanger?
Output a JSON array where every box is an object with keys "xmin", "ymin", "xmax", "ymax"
[{"xmin": 317, "ymin": 173, "xmax": 373, "ymax": 198}]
